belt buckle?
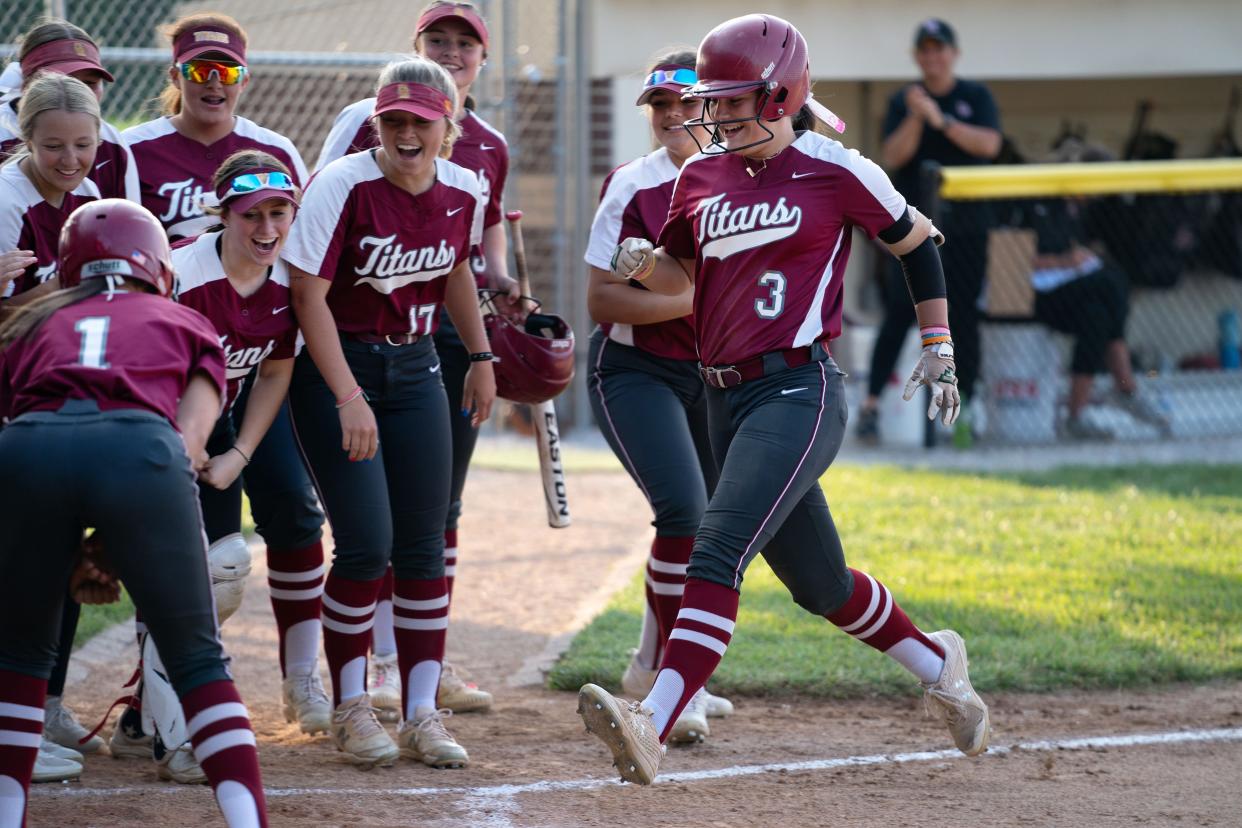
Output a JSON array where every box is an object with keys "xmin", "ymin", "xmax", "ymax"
[
  {"xmin": 386, "ymin": 333, "xmax": 411, "ymax": 346},
  {"xmin": 702, "ymin": 365, "xmax": 742, "ymax": 389}
]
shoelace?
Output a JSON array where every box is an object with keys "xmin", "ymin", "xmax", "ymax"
[
  {"xmin": 415, "ymin": 709, "xmax": 456, "ymax": 742},
  {"xmin": 294, "ymin": 673, "xmax": 330, "ymax": 704},
  {"xmin": 338, "ymin": 700, "xmax": 387, "ymax": 738}
]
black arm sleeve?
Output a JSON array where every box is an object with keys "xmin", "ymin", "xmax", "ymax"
[{"xmin": 897, "ymin": 236, "xmax": 948, "ymax": 304}]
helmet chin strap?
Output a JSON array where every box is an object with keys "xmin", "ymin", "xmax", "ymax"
[{"xmin": 683, "ymin": 93, "xmax": 778, "ymax": 157}]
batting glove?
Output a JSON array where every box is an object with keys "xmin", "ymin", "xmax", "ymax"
[
  {"xmin": 610, "ymin": 237, "xmax": 656, "ymax": 282},
  {"xmin": 903, "ymin": 341, "xmax": 961, "ymax": 425}
]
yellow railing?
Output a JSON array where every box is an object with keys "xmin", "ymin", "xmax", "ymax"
[{"xmin": 939, "ymin": 158, "xmax": 1242, "ymax": 200}]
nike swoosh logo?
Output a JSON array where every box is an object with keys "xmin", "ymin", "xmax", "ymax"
[
  {"xmin": 447, "ymin": 207, "xmax": 464, "ymax": 216},
  {"xmin": 272, "ymin": 306, "xmax": 289, "ymax": 315},
  {"xmin": 95, "ymin": 159, "xmax": 111, "ymax": 170},
  {"xmin": 480, "ymin": 144, "xmax": 495, "ymax": 151},
  {"xmin": 781, "ymin": 387, "xmax": 808, "ymax": 395},
  {"xmin": 791, "ymin": 171, "xmax": 814, "ymax": 179},
  {"xmin": 429, "ymin": 363, "xmax": 441, "ymax": 373}
]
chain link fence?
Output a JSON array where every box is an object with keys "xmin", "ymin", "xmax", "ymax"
[{"xmin": 2, "ymin": 0, "xmax": 605, "ymax": 428}]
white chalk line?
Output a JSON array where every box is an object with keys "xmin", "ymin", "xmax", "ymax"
[{"xmin": 33, "ymin": 726, "xmax": 1242, "ymax": 800}]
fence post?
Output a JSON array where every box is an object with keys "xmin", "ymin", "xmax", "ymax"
[{"xmin": 920, "ymin": 160, "xmax": 943, "ymax": 449}]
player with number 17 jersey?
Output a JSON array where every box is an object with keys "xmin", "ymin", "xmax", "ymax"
[
  {"xmin": 281, "ymin": 151, "xmax": 483, "ymax": 337},
  {"xmin": 658, "ymin": 132, "xmax": 906, "ymax": 368}
]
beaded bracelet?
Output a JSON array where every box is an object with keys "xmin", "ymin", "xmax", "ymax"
[{"xmin": 335, "ymin": 386, "xmax": 364, "ymax": 409}]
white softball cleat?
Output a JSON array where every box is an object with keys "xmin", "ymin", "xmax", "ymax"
[
  {"xmin": 282, "ymin": 672, "xmax": 332, "ymax": 735},
  {"xmin": 331, "ymin": 694, "xmax": 399, "ymax": 768},
  {"xmin": 44, "ymin": 696, "xmax": 105, "ymax": 753},
  {"xmin": 32, "ymin": 746, "xmax": 82, "ymax": 783},
  {"xmin": 667, "ymin": 688, "xmax": 710, "ymax": 745},
  {"xmin": 578, "ymin": 683, "xmax": 665, "ymax": 786},
  {"xmin": 368, "ymin": 653, "xmax": 402, "ymax": 722},
  {"xmin": 155, "ymin": 741, "xmax": 206, "ymax": 784},
  {"xmin": 438, "ymin": 662, "xmax": 492, "ymax": 713},
  {"xmin": 922, "ymin": 629, "xmax": 991, "ymax": 756},
  {"xmin": 398, "ymin": 709, "xmax": 469, "ymax": 769}
]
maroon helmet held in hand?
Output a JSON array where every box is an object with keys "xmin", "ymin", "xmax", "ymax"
[
  {"xmin": 59, "ymin": 199, "xmax": 175, "ymax": 297},
  {"xmin": 683, "ymin": 14, "xmax": 810, "ymax": 154},
  {"xmin": 485, "ymin": 307, "xmax": 575, "ymax": 405}
]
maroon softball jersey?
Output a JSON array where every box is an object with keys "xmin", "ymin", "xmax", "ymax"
[
  {"xmin": 658, "ymin": 132, "xmax": 907, "ymax": 367},
  {"xmin": 122, "ymin": 115, "xmax": 308, "ymax": 241},
  {"xmin": 585, "ymin": 147, "xmax": 696, "ymax": 361},
  {"xmin": 0, "ymin": 291, "xmax": 226, "ymax": 424},
  {"xmin": 172, "ymin": 231, "xmax": 298, "ymax": 408},
  {"xmin": 0, "ymin": 161, "xmax": 99, "ymax": 299},
  {"xmin": 281, "ymin": 151, "xmax": 484, "ymax": 337},
  {"xmin": 316, "ymin": 100, "xmax": 507, "ymax": 279},
  {"xmin": 0, "ymin": 105, "xmax": 139, "ymax": 202}
]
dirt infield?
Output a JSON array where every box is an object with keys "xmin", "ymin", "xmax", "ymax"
[{"xmin": 32, "ymin": 467, "xmax": 1242, "ymax": 827}]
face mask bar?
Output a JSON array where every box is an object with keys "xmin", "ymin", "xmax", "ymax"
[{"xmin": 682, "ymin": 85, "xmax": 777, "ymax": 156}]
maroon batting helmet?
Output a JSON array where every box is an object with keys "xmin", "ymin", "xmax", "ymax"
[
  {"xmin": 485, "ymin": 309, "xmax": 575, "ymax": 404},
  {"xmin": 59, "ymin": 199, "xmax": 174, "ymax": 297},
  {"xmin": 684, "ymin": 14, "xmax": 810, "ymax": 153}
]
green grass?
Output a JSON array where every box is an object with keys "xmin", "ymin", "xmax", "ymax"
[
  {"xmin": 74, "ymin": 499, "xmax": 256, "ymax": 648},
  {"xmin": 549, "ymin": 463, "xmax": 1242, "ymax": 698}
]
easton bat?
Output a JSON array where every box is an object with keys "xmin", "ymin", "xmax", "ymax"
[{"xmin": 505, "ymin": 209, "xmax": 571, "ymax": 528}]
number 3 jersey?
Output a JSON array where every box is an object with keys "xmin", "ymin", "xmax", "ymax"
[
  {"xmin": 281, "ymin": 151, "xmax": 484, "ymax": 338},
  {"xmin": 0, "ymin": 292, "xmax": 226, "ymax": 424},
  {"xmin": 657, "ymin": 131, "xmax": 908, "ymax": 367},
  {"xmin": 172, "ymin": 231, "xmax": 298, "ymax": 409}
]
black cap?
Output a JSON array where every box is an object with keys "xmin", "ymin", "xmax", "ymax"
[{"xmin": 913, "ymin": 18, "xmax": 957, "ymax": 47}]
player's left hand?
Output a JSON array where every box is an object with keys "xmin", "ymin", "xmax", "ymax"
[
  {"xmin": 487, "ymin": 271, "xmax": 526, "ymax": 320},
  {"xmin": 199, "ymin": 449, "xmax": 247, "ymax": 490},
  {"xmin": 903, "ymin": 342, "xmax": 960, "ymax": 425},
  {"xmin": 462, "ymin": 360, "xmax": 496, "ymax": 428}
]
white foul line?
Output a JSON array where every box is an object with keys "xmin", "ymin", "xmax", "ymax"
[{"xmin": 35, "ymin": 726, "xmax": 1242, "ymax": 800}]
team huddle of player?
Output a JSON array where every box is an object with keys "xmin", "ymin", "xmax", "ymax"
[{"xmin": 0, "ymin": 7, "xmax": 991, "ymax": 827}]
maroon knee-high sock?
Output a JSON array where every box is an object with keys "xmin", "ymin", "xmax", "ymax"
[
  {"xmin": 265, "ymin": 540, "xmax": 325, "ymax": 678},
  {"xmin": 182, "ymin": 680, "xmax": 267, "ymax": 827},
  {"xmin": 392, "ymin": 576, "xmax": 449, "ymax": 720},
  {"xmin": 825, "ymin": 569, "xmax": 945, "ymax": 682},
  {"xmin": 320, "ymin": 572, "xmax": 381, "ymax": 705},
  {"xmin": 646, "ymin": 536, "xmax": 694, "ymax": 666},
  {"xmin": 0, "ymin": 670, "xmax": 46, "ymax": 828},
  {"xmin": 646, "ymin": 577, "xmax": 739, "ymax": 741}
]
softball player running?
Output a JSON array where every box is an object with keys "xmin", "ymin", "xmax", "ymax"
[
  {"xmin": 315, "ymin": 0, "xmax": 514, "ymax": 718},
  {"xmin": 578, "ymin": 15, "xmax": 990, "ymax": 785},
  {"xmin": 584, "ymin": 51, "xmax": 731, "ymax": 744},
  {"xmin": 0, "ymin": 198, "xmax": 268, "ymax": 827},
  {"xmin": 111, "ymin": 13, "xmax": 325, "ymax": 762},
  {"xmin": 0, "ymin": 74, "xmax": 102, "ymax": 783},
  {"xmin": 0, "ymin": 18, "xmax": 139, "ymax": 202},
  {"xmin": 283, "ymin": 56, "xmax": 495, "ymax": 769},
  {"xmin": 123, "ymin": 150, "xmax": 325, "ymax": 785}
]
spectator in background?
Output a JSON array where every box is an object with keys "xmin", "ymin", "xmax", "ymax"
[
  {"xmin": 1024, "ymin": 138, "xmax": 1172, "ymax": 439},
  {"xmin": 857, "ymin": 18, "xmax": 1001, "ymax": 446}
]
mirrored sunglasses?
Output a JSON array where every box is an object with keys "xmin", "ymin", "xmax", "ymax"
[
  {"xmin": 643, "ymin": 68, "xmax": 697, "ymax": 89},
  {"xmin": 222, "ymin": 171, "xmax": 295, "ymax": 200},
  {"xmin": 178, "ymin": 60, "xmax": 248, "ymax": 85}
]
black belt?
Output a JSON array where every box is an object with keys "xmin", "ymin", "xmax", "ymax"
[
  {"xmin": 343, "ymin": 332, "xmax": 422, "ymax": 346},
  {"xmin": 699, "ymin": 341, "xmax": 830, "ymax": 389}
]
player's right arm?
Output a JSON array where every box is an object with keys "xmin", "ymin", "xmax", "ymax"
[
  {"xmin": 177, "ymin": 371, "xmax": 223, "ymax": 472},
  {"xmin": 587, "ymin": 265, "xmax": 691, "ymax": 324}
]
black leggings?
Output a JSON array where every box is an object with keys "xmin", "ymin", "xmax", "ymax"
[
  {"xmin": 289, "ymin": 337, "xmax": 451, "ymax": 581},
  {"xmin": 588, "ymin": 329, "xmax": 718, "ymax": 535},
  {"xmin": 0, "ymin": 404, "xmax": 228, "ymax": 695},
  {"xmin": 1034, "ymin": 267, "xmax": 1129, "ymax": 375},
  {"xmin": 691, "ymin": 359, "xmax": 855, "ymax": 616},
  {"xmin": 434, "ymin": 314, "xmax": 479, "ymax": 534}
]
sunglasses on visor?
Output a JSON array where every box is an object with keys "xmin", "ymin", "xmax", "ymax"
[
  {"xmin": 178, "ymin": 59, "xmax": 248, "ymax": 85},
  {"xmin": 643, "ymin": 68, "xmax": 697, "ymax": 89},
  {"xmin": 221, "ymin": 171, "xmax": 295, "ymax": 200}
]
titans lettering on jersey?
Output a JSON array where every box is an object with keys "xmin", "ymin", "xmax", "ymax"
[
  {"xmin": 282, "ymin": 151, "xmax": 484, "ymax": 337},
  {"xmin": 584, "ymin": 147, "xmax": 696, "ymax": 361},
  {"xmin": 122, "ymin": 115, "xmax": 308, "ymax": 241},
  {"xmin": 0, "ymin": 291, "xmax": 226, "ymax": 424},
  {"xmin": 314, "ymin": 102, "xmax": 507, "ymax": 282},
  {"xmin": 172, "ymin": 231, "xmax": 298, "ymax": 408},
  {"xmin": 658, "ymin": 132, "xmax": 907, "ymax": 367},
  {"xmin": 0, "ymin": 162, "xmax": 100, "ymax": 299}
]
